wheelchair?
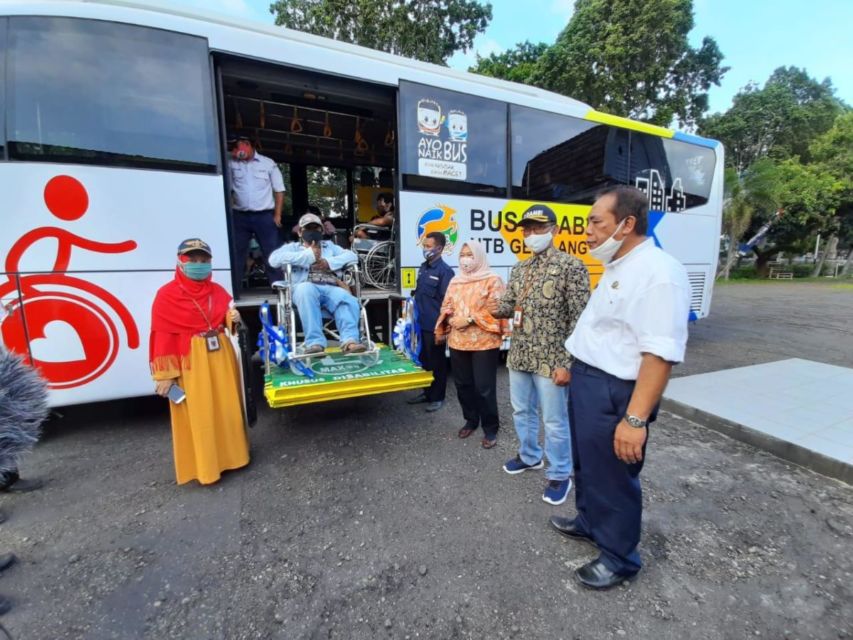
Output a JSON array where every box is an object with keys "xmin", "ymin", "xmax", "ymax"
[
  {"xmin": 268, "ymin": 262, "xmax": 381, "ymax": 376},
  {"xmin": 351, "ymin": 222, "xmax": 396, "ymax": 290}
]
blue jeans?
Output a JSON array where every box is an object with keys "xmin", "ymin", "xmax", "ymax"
[
  {"xmin": 292, "ymin": 281, "xmax": 361, "ymax": 348},
  {"xmin": 508, "ymin": 368, "xmax": 572, "ymax": 481}
]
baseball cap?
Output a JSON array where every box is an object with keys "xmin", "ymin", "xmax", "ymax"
[
  {"xmin": 298, "ymin": 213, "xmax": 323, "ymax": 228},
  {"xmin": 519, "ymin": 204, "xmax": 557, "ymax": 226},
  {"xmin": 177, "ymin": 238, "xmax": 212, "ymax": 256}
]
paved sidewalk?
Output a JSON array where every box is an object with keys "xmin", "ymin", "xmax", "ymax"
[{"xmin": 664, "ymin": 358, "xmax": 853, "ymax": 483}]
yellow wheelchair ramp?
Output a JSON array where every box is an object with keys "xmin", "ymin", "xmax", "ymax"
[{"xmin": 264, "ymin": 345, "xmax": 433, "ymax": 408}]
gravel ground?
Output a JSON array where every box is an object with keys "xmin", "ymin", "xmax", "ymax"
[{"xmin": 2, "ymin": 281, "xmax": 852, "ymax": 640}]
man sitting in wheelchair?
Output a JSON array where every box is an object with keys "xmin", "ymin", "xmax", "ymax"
[{"xmin": 269, "ymin": 213, "xmax": 367, "ymax": 355}]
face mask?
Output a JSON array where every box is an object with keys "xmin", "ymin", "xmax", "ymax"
[
  {"xmin": 231, "ymin": 142, "xmax": 254, "ymax": 161},
  {"xmin": 302, "ymin": 230, "xmax": 323, "ymax": 244},
  {"xmin": 589, "ymin": 219, "xmax": 627, "ymax": 265},
  {"xmin": 182, "ymin": 261, "xmax": 212, "ymax": 281},
  {"xmin": 523, "ymin": 229, "xmax": 553, "ymax": 254},
  {"xmin": 459, "ymin": 256, "xmax": 476, "ymax": 273},
  {"xmin": 423, "ymin": 247, "xmax": 440, "ymax": 261}
]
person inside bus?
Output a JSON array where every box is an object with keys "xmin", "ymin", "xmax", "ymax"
[
  {"xmin": 228, "ymin": 135, "xmax": 286, "ymax": 291},
  {"xmin": 269, "ymin": 213, "xmax": 367, "ymax": 354},
  {"xmin": 435, "ymin": 240, "xmax": 508, "ymax": 448},
  {"xmin": 354, "ymin": 192, "xmax": 395, "ymax": 240},
  {"xmin": 149, "ymin": 238, "xmax": 250, "ymax": 486}
]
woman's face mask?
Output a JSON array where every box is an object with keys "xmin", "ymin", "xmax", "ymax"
[
  {"xmin": 459, "ymin": 256, "xmax": 476, "ymax": 273},
  {"xmin": 181, "ymin": 260, "xmax": 212, "ymax": 281}
]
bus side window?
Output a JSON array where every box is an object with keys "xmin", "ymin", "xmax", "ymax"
[
  {"xmin": 629, "ymin": 132, "xmax": 715, "ymax": 212},
  {"xmin": 510, "ymin": 105, "xmax": 628, "ymax": 205},
  {"xmin": 399, "ymin": 80, "xmax": 508, "ymax": 198},
  {"xmin": 6, "ymin": 17, "xmax": 218, "ymax": 173}
]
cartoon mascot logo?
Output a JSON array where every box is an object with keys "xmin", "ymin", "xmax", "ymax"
[{"xmin": 416, "ymin": 205, "xmax": 459, "ymax": 255}]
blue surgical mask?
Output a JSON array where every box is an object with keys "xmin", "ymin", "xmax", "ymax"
[{"xmin": 182, "ymin": 261, "xmax": 212, "ymax": 280}]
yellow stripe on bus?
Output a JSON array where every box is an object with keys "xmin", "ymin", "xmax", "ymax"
[{"xmin": 584, "ymin": 110, "xmax": 674, "ymax": 138}]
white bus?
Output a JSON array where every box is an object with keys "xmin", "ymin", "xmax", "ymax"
[{"xmin": 0, "ymin": 1, "xmax": 723, "ymax": 407}]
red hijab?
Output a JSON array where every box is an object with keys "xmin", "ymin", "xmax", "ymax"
[{"xmin": 149, "ymin": 264, "xmax": 232, "ymax": 375}]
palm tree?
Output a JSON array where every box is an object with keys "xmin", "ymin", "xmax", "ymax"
[{"xmin": 717, "ymin": 160, "xmax": 782, "ymax": 280}]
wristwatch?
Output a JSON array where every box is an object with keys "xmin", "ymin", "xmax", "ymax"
[{"xmin": 624, "ymin": 414, "xmax": 648, "ymax": 429}]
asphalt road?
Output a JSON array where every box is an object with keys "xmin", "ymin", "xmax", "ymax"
[{"xmin": 3, "ymin": 281, "xmax": 852, "ymax": 640}]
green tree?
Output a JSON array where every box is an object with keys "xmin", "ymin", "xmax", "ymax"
[
  {"xmin": 717, "ymin": 160, "xmax": 782, "ymax": 280},
  {"xmin": 700, "ymin": 67, "xmax": 844, "ymax": 171},
  {"xmin": 746, "ymin": 159, "xmax": 842, "ymax": 276},
  {"xmin": 468, "ymin": 41, "xmax": 547, "ymax": 84},
  {"xmin": 269, "ymin": 0, "xmax": 492, "ymax": 65},
  {"xmin": 810, "ymin": 111, "xmax": 853, "ymax": 275},
  {"xmin": 529, "ymin": 0, "xmax": 726, "ymax": 127}
]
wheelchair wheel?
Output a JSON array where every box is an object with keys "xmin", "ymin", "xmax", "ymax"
[{"xmin": 363, "ymin": 241, "xmax": 396, "ymax": 290}]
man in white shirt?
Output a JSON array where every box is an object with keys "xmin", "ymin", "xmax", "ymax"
[
  {"xmin": 229, "ymin": 136, "xmax": 286, "ymax": 290},
  {"xmin": 552, "ymin": 185, "xmax": 690, "ymax": 589}
]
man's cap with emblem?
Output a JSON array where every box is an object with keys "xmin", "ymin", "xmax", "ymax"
[
  {"xmin": 519, "ymin": 204, "xmax": 557, "ymax": 226},
  {"xmin": 298, "ymin": 213, "xmax": 323, "ymax": 228},
  {"xmin": 177, "ymin": 238, "xmax": 212, "ymax": 256}
]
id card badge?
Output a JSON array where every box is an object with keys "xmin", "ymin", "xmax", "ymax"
[
  {"xmin": 513, "ymin": 306, "xmax": 524, "ymax": 327},
  {"xmin": 204, "ymin": 330, "xmax": 221, "ymax": 352}
]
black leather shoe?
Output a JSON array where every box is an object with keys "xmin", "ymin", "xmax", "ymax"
[
  {"xmin": 575, "ymin": 558, "xmax": 636, "ymax": 590},
  {"xmin": 0, "ymin": 595, "xmax": 11, "ymax": 616},
  {"xmin": 0, "ymin": 477, "xmax": 43, "ymax": 493},
  {"xmin": 406, "ymin": 393, "xmax": 428, "ymax": 405},
  {"xmin": 549, "ymin": 516, "xmax": 596, "ymax": 547},
  {"xmin": 0, "ymin": 553, "xmax": 15, "ymax": 573}
]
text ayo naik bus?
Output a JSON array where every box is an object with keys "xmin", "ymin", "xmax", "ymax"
[{"xmin": 0, "ymin": 0, "xmax": 723, "ymax": 409}]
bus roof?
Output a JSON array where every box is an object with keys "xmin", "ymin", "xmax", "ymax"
[
  {"xmin": 4, "ymin": 1, "xmax": 719, "ymax": 147},
  {"xmin": 8, "ymin": 0, "xmax": 592, "ymax": 114}
]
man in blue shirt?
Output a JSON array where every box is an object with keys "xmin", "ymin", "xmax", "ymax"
[
  {"xmin": 408, "ymin": 231, "xmax": 454, "ymax": 411},
  {"xmin": 269, "ymin": 213, "xmax": 366, "ymax": 354}
]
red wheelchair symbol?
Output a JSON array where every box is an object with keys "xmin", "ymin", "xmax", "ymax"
[{"xmin": 0, "ymin": 175, "xmax": 140, "ymax": 389}]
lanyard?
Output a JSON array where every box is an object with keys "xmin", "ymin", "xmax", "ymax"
[
  {"xmin": 179, "ymin": 286, "xmax": 214, "ymax": 331},
  {"xmin": 517, "ymin": 253, "xmax": 548, "ymax": 305}
]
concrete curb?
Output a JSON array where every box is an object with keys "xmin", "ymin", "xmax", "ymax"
[{"xmin": 661, "ymin": 398, "xmax": 853, "ymax": 486}]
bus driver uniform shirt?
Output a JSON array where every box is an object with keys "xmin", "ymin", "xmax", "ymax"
[
  {"xmin": 229, "ymin": 152, "xmax": 286, "ymax": 288},
  {"xmin": 230, "ymin": 152, "xmax": 285, "ymax": 212},
  {"xmin": 564, "ymin": 237, "xmax": 690, "ymax": 577}
]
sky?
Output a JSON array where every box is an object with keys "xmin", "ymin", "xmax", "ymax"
[{"xmin": 168, "ymin": 0, "xmax": 852, "ymax": 115}]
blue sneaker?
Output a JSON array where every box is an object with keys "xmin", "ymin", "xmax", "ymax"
[
  {"xmin": 503, "ymin": 455, "xmax": 545, "ymax": 475},
  {"xmin": 542, "ymin": 479, "xmax": 572, "ymax": 506}
]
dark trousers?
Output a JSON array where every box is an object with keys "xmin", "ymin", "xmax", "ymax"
[
  {"xmin": 233, "ymin": 209, "xmax": 284, "ymax": 291},
  {"xmin": 569, "ymin": 360, "xmax": 656, "ymax": 576},
  {"xmin": 450, "ymin": 348, "xmax": 500, "ymax": 437},
  {"xmin": 419, "ymin": 330, "xmax": 448, "ymax": 402}
]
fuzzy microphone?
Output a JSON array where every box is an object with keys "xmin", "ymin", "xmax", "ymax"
[{"xmin": 0, "ymin": 349, "xmax": 49, "ymax": 472}]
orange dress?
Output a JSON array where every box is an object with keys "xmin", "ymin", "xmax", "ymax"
[{"xmin": 435, "ymin": 275, "xmax": 508, "ymax": 350}]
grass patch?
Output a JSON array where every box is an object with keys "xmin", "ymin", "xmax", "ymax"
[{"xmin": 716, "ymin": 277, "xmax": 853, "ymax": 287}]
